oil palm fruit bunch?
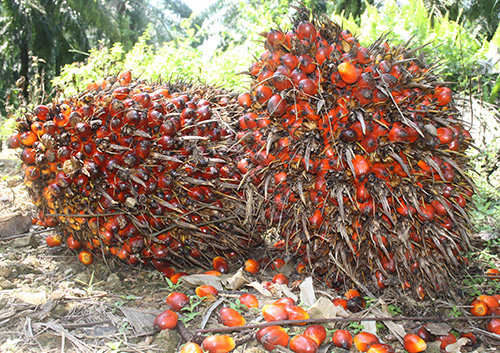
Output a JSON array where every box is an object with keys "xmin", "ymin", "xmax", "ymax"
[
  {"xmin": 9, "ymin": 71, "xmax": 262, "ymax": 271},
  {"xmin": 236, "ymin": 7, "xmax": 474, "ymax": 296}
]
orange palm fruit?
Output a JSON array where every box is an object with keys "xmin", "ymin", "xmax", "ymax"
[
  {"xmin": 219, "ymin": 307, "xmax": 245, "ymax": 327},
  {"xmin": 403, "ymin": 333, "xmax": 427, "ymax": 353}
]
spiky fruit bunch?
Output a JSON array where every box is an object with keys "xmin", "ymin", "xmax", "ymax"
[
  {"xmin": 237, "ymin": 8, "xmax": 474, "ymax": 295},
  {"xmin": 11, "ymin": 72, "xmax": 261, "ymax": 271}
]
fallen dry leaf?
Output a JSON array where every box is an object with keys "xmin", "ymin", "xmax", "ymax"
[
  {"xmin": 299, "ymin": 277, "xmax": 316, "ymax": 307},
  {"xmin": 246, "ymin": 281, "xmax": 272, "ymax": 296},
  {"xmin": 223, "ymin": 268, "xmax": 248, "ymax": 290},
  {"xmin": 180, "ymin": 274, "xmax": 223, "ymax": 290}
]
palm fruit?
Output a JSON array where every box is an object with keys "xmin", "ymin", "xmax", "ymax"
[
  {"xmin": 10, "ymin": 72, "xmax": 261, "ymax": 271},
  {"xmin": 237, "ymin": 7, "xmax": 474, "ymax": 296}
]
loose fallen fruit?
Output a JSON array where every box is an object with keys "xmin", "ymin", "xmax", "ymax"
[
  {"xmin": 353, "ymin": 332, "xmax": 379, "ymax": 352},
  {"xmin": 180, "ymin": 342, "xmax": 203, "ymax": 353},
  {"xmin": 262, "ymin": 304, "xmax": 289, "ymax": 322},
  {"xmin": 153, "ymin": 309, "xmax": 178, "ymax": 331},
  {"xmin": 289, "ymin": 334, "xmax": 319, "ymax": 353},
  {"xmin": 202, "ymin": 335, "xmax": 235, "ymax": 353},
  {"xmin": 256, "ymin": 325, "xmax": 289, "ymax": 351},
  {"xmin": 332, "ymin": 329, "xmax": 353, "ymax": 349},
  {"xmin": 219, "ymin": 307, "xmax": 246, "ymax": 327},
  {"xmin": 304, "ymin": 325, "xmax": 326, "ymax": 346},
  {"xmin": 403, "ymin": 333, "xmax": 427, "ymax": 353},
  {"xmin": 166, "ymin": 292, "xmax": 190, "ymax": 312},
  {"xmin": 239, "ymin": 293, "xmax": 259, "ymax": 308}
]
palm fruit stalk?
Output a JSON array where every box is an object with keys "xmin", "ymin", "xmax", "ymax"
[
  {"xmin": 235, "ymin": 7, "xmax": 475, "ymax": 297},
  {"xmin": 8, "ymin": 72, "xmax": 262, "ymax": 273}
]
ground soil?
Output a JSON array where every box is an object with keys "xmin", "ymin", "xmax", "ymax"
[{"xmin": 0, "ymin": 148, "xmax": 499, "ymax": 353}]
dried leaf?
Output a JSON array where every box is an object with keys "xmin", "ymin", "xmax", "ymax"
[
  {"xmin": 180, "ymin": 274, "xmax": 223, "ymax": 291},
  {"xmin": 272, "ymin": 284, "xmax": 298, "ymax": 302},
  {"xmin": 246, "ymin": 281, "xmax": 272, "ymax": 297},
  {"xmin": 299, "ymin": 277, "xmax": 316, "ymax": 307},
  {"xmin": 445, "ymin": 337, "xmax": 469, "ymax": 352},
  {"xmin": 426, "ymin": 322, "xmax": 452, "ymax": 336},
  {"xmin": 308, "ymin": 297, "xmax": 348, "ymax": 328},
  {"xmin": 223, "ymin": 268, "xmax": 248, "ymax": 290}
]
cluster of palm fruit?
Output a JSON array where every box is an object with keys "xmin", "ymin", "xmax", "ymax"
[
  {"xmin": 9, "ymin": 71, "xmax": 262, "ymax": 273},
  {"xmin": 234, "ymin": 7, "xmax": 474, "ymax": 296},
  {"xmin": 10, "ymin": 7, "xmax": 475, "ymax": 297}
]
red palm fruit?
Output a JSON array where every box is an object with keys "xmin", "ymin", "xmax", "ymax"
[
  {"xmin": 366, "ymin": 343, "xmax": 395, "ymax": 353},
  {"xmin": 285, "ymin": 305, "xmax": 309, "ymax": 324},
  {"xmin": 486, "ymin": 318, "xmax": 500, "ymax": 335},
  {"xmin": 166, "ymin": 292, "xmax": 190, "ymax": 312},
  {"xmin": 66, "ymin": 235, "xmax": 82, "ymax": 250},
  {"xmin": 239, "ymin": 293, "xmax": 259, "ymax": 308},
  {"xmin": 262, "ymin": 304, "xmax": 289, "ymax": 322},
  {"xmin": 291, "ymin": 69, "xmax": 308, "ymax": 86},
  {"xmin": 272, "ymin": 258, "xmax": 285, "ymax": 270},
  {"xmin": 436, "ymin": 332, "xmax": 457, "ymax": 350},
  {"xmin": 486, "ymin": 268, "xmax": 500, "ymax": 280},
  {"xmin": 213, "ymin": 256, "xmax": 229, "ymax": 274},
  {"xmin": 315, "ymin": 46, "xmax": 331, "ymax": 65},
  {"xmin": 6, "ymin": 133, "xmax": 21, "ymax": 149},
  {"xmin": 219, "ymin": 307, "xmax": 245, "ymax": 327},
  {"xmin": 180, "ymin": 342, "xmax": 203, "ymax": 353},
  {"xmin": 274, "ymin": 171, "xmax": 287, "ymax": 184},
  {"xmin": 308, "ymin": 209, "xmax": 324, "ymax": 229},
  {"xmin": 296, "ymin": 21, "xmax": 316, "ymax": 42},
  {"xmin": 20, "ymin": 149, "xmax": 36, "ymax": 165},
  {"xmin": 19, "ymin": 131, "xmax": 38, "ymax": 146},
  {"xmin": 298, "ymin": 54, "xmax": 316, "ymax": 74},
  {"xmin": 255, "ymin": 85, "xmax": 273, "ymax": 104},
  {"xmin": 356, "ymin": 47, "xmax": 371, "ymax": 64},
  {"xmin": 304, "ymin": 325, "xmax": 326, "ymax": 346},
  {"xmin": 117, "ymin": 69, "xmax": 132, "ymax": 86},
  {"xmin": 332, "ymin": 329, "xmax": 353, "ymax": 349},
  {"xmin": 256, "ymin": 325, "xmax": 289, "ymax": 351},
  {"xmin": 267, "ymin": 94, "xmax": 287, "ymax": 117},
  {"xmin": 298, "ymin": 78, "xmax": 317, "ymax": 96},
  {"xmin": 46, "ymin": 234, "xmax": 62, "ymax": 247},
  {"xmin": 470, "ymin": 299, "xmax": 489, "ymax": 316},
  {"xmin": 434, "ymin": 86, "xmax": 452, "ymax": 106},
  {"xmin": 332, "ymin": 298, "xmax": 348, "ymax": 310},
  {"xmin": 403, "ymin": 333, "xmax": 427, "ymax": 353},
  {"xmin": 490, "ymin": 307, "xmax": 500, "ymax": 316},
  {"xmin": 238, "ymin": 92, "xmax": 252, "ymax": 108},
  {"xmin": 352, "ymin": 155, "xmax": 370, "ymax": 177},
  {"xmin": 338, "ymin": 62, "xmax": 360, "ymax": 84},
  {"xmin": 347, "ymin": 296, "xmax": 366, "ymax": 312},
  {"xmin": 417, "ymin": 325, "xmax": 435, "ymax": 342},
  {"xmin": 274, "ymin": 297, "xmax": 295, "ymax": 306},
  {"xmin": 437, "ymin": 127, "xmax": 454, "ymax": 144},
  {"xmin": 33, "ymin": 104, "xmax": 50, "ymax": 120},
  {"xmin": 78, "ymin": 250, "xmax": 93, "ymax": 265},
  {"xmin": 266, "ymin": 29, "xmax": 285, "ymax": 49},
  {"xmin": 196, "ymin": 285, "xmax": 218, "ymax": 300},
  {"xmin": 273, "ymin": 273, "xmax": 289, "ymax": 285},
  {"xmin": 494, "ymin": 294, "xmax": 500, "ymax": 301},
  {"xmin": 244, "ymin": 259, "xmax": 260, "ymax": 274},
  {"xmin": 353, "ymin": 332, "xmax": 379, "ymax": 352},
  {"xmin": 345, "ymin": 289, "xmax": 361, "ymax": 299},
  {"xmin": 153, "ymin": 309, "xmax": 178, "ymax": 331},
  {"xmin": 460, "ymin": 332, "xmax": 477, "ymax": 346},
  {"xmin": 202, "ymin": 335, "xmax": 235, "ymax": 353},
  {"xmin": 289, "ymin": 334, "xmax": 319, "ymax": 353},
  {"xmin": 478, "ymin": 295, "xmax": 500, "ymax": 309}
]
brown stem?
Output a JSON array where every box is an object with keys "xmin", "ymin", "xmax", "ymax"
[{"xmin": 195, "ymin": 315, "xmax": 500, "ymax": 334}]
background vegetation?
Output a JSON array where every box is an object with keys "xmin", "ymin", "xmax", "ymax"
[{"xmin": 1, "ymin": 0, "xmax": 499, "ymax": 235}]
